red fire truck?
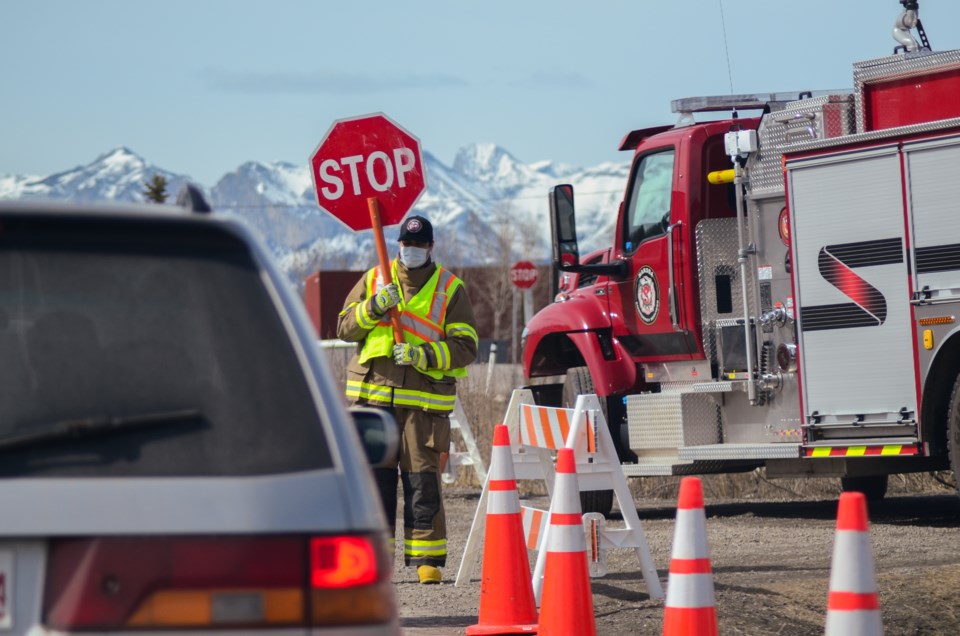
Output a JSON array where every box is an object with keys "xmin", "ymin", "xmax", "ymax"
[{"xmin": 523, "ymin": 2, "xmax": 960, "ymax": 512}]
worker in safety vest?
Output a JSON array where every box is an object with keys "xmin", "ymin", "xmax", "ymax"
[{"xmin": 337, "ymin": 215, "xmax": 478, "ymax": 585}]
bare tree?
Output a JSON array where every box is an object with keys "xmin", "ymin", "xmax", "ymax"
[{"xmin": 465, "ymin": 201, "xmax": 542, "ymax": 343}]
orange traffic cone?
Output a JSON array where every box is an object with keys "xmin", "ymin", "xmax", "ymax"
[
  {"xmin": 537, "ymin": 448, "xmax": 596, "ymax": 636},
  {"xmin": 662, "ymin": 477, "xmax": 717, "ymax": 636},
  {"xmin": 825, "ymin": 492, "xmax": 882, "ymax": 635},
  {"xmin": 466, "ymin": 424, "xmax": 538, "ymax": 635}
]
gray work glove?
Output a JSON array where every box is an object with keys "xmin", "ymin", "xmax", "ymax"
[{"xmin": 393, "ymin": 343, "xmax": 429, "ymax": 371}]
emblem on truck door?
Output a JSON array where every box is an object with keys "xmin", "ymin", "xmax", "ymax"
[{"xmin": 635, "ymin": 265, "xmax": 660, "ymax": 325}]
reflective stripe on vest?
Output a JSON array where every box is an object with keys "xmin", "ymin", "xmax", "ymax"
[{"xmin": 346, "ymin": 380, "xmax": 457, "ymax": 414}]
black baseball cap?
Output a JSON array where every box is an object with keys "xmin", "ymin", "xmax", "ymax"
[{"xmin": 398, "ymin": 215, "xmax": 433, "ymax": 243}]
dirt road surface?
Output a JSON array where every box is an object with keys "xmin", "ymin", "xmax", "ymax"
[{"xmin": 394, "ymin": 489, "xmax": 960, "ymax": 635}]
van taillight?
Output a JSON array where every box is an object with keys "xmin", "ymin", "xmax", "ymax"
[
  {"xmin": 42, "ymin": 535, "xmax": 396, "ymax": 630},
  {"xmin": 311, "ymin": 536, "xmax": 378, "ymax": 588}
]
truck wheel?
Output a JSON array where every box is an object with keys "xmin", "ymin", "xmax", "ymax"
[
  {"xmin": 840, "ymin": 475, "xmax": 888, "ymax": 502},
  {"xmin": 563, "ymin": 367, "xmax": 615, "ymax": 518},
  {"xmin": 946, "ymin": 373, "xmax": 960, "ymax": 496}
]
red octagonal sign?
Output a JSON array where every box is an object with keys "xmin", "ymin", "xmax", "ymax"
[
  {"xmin": 309, "ymin": 113, "xmax": 427, "ymax": 232},
  {"xmin": 510, "ymin": 261, "xmax": 539, "ymax": 289}
]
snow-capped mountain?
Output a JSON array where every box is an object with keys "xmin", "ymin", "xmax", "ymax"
[
  {"xmin": 0, "ymin": 145, "xmax": 629, "ymax": 283},
  {"xmin": 0, "ymin": 148, "xmax": 193, "ymax": 203}
]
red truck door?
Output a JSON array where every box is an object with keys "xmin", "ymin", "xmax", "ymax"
[{"xmin": 610, "ymin": 146, "xmax": 700, "ymax": 360}]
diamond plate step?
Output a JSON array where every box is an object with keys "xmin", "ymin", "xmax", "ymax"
[
  {"xmin": 622, "ymin": 460, "xmax": 692, "ymax": 477},
  {"xmin": 627, "ymin": 391, "xmax": 723, "ymax": 458},
  {"xmin": 677, "ymin": 443, "xmax": 801, "ymax": 461}
]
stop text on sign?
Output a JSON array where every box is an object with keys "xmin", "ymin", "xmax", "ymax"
[
  {"xmin": 317, "ymin": 148, "xmax": 417, "ymax": 200},
  {"xmin": 511, "ymin": 269, "xmax": 537, "ymax": 283},
  {"xmin": 510, "ymin": 261, "xmax": 539, "ymax": 289}
]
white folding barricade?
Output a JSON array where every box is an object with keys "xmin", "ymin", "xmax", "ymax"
[
  {"xmin": 444, "ymin": 398, "xmax": 488, "ymax": 486},
  {"xmin": 455, "ymin": 389, "xmax": 664, "ymax": 602}
]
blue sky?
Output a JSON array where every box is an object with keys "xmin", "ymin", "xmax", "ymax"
[{"xmin": 4, "ymin": 1, "xmax": 960, "ymax": 186}]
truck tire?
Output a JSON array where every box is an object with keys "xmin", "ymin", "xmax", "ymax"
[
  {"xmin": 563, "ymin": 367, "xmax": 615, "ymax": 518},
  {"xmin": 946, "ymin": 372, "xmax": 960, "ymax": 496},
  {"xmin": 840, "ymin": 475, "xmax": 888, "ymax": 502}
]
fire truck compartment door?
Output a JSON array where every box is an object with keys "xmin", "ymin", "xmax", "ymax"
[
  {"xmin": 904, "ymin": 135, "xmax": 960, "ymax": 302},
  {"xmin": 787, "ymin": 145, "xmax": 917, "ymax": 425}
]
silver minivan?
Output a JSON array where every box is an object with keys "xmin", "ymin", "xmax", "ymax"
[{"xmin": 0, "ymin": 195, "xmax": 400, "ymax": 635}]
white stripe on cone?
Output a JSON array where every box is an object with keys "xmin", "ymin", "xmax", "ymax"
[
  {"xmin": 826, "ymin": 611, "xmax": 883, "ymax": 635},
  {"xmin": 665, "ymin": 573, "xmax": 715, "ymax": 608},
  {"xmin": 489, "ymin": 444, "xmax": 513, "ymax": 479},
  {"xmin": 545, "ymin": 523, "xmax": 586, "ymax": 553},
  {"xmin": 670, "ymin": 509, "xmax": 710, "ymax": 559},
  {"xmin": 550, "ymin": 472, "xmax": 581, "ymax": 514},
  {"xmin": 829, "ymin": 531, "xmax": 878, "ymax": 592},
  {"xmin": 488, "ymin": 490, "xmax": 521, "ymax": 515},
  {"xmin": 486, "ymin": 432, "xmax": 521, "ymax": 514}
]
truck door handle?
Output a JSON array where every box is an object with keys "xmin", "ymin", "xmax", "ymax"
[{"xmin": 667, "ymin": 221, "xmax": 683, "ymax": 332}]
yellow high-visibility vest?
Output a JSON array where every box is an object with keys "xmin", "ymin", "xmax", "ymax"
[{"xmin": 348, "ymin": 260, "xmax": 469, "ymax": 413}]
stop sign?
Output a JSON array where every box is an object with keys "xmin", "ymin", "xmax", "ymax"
[
  {"xmin": 309, "ymin": 113, "xmax": 427, "ymax": 231},
  {"xmin": 510, "ymin": 261, "xmax": 539, "ymax": 289}
]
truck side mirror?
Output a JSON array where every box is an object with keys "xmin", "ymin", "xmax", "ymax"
[
  {"xmin": 550, "ymin": 184, "xmax": 580, "ymax": 270},
  {"xmin": 349, "ymin": 407, "xmax": 399, "ymax": 468}
]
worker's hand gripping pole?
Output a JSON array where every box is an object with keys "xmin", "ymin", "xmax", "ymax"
[{"xmin": 368, "ymin": 197, "xmax": 404, "ymax": 344}]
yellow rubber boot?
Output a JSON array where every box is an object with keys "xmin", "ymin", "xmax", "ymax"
[{"xmin": 417, "ymin": 565, "xmax": 442, "ymax": 584}]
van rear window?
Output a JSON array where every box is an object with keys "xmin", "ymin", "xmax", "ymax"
[{"xmin": 0, "ymin": 215, "xmax": 331, "ymax": 477}]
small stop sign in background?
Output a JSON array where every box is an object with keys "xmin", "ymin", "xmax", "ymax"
[
  {"xmin": 309, "ymin": 113, "xmax": 427, "ymax": 232},
  {"xmin": 510, "ymin": 261, "xmax": 539, "ymax": 289}
]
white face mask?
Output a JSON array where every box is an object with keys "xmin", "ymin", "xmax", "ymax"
[{"xmin": 399, "ymin": 245, "xmax": 430, "ymax": 268}]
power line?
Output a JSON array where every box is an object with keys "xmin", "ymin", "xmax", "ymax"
[{"xmin": 220, "ymin": 188, "xmax": 625, "ymax": 210}]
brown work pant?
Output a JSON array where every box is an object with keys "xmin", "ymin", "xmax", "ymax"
[{"xmin": 373, "ymin": 406, "xmax": 450, "ymax": 567}]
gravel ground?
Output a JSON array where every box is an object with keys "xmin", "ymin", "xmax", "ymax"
[{"xmin": 393, "ymin": 488, "xmax": 960, "ymax": 635}]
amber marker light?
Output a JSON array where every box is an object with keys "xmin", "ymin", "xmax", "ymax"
[{"xmin": 918, "ymin": 316, "xmax": 955, "ymax": 326}]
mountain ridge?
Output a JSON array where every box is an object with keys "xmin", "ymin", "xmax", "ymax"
[{"xmin": 0, "ymin": 145, "xmax": 630, "ymax": 283}]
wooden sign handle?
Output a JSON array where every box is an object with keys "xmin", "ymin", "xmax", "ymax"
[{"xmin": 368, "ymin": 197, "xmax": 404, "ymax": 344}]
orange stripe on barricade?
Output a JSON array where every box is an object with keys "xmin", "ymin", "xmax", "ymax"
[
  {"xmin": 521, "ymin": 507, "xmax": 546, "ymax": 551},
  {"xmin": 556, "ymin": 408, "xmax": 570, "ymax": 446},
  {"xmin": 519, "ymin": 403, "xmax": 596, "ymax": 451},
  {"xmin": 522, "ymin": 404, "xmax": 537, "ymax": 448},
  {"xmin": 539, "ymin": 407, "xmax": 556, "ymax": 449}
]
